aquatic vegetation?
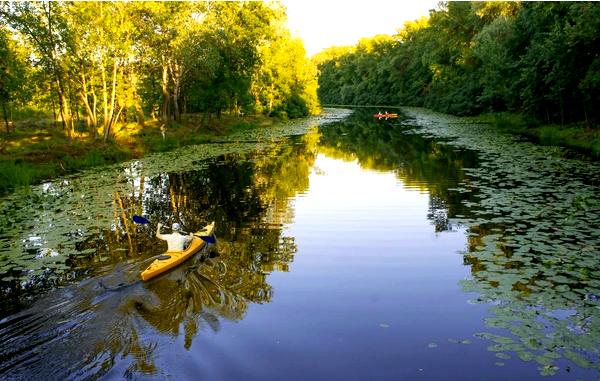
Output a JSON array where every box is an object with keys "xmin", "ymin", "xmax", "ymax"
[
  {"xmin": 3, "ymin": 105, "xmax": 598, "ymax": 379},
  {"xmin": 0, "ymin": 109, "xmax": 350, "ymax": 315},
  {"xmin": 400, "ymin": 107, "xmax": 600, "ymax": 375}
]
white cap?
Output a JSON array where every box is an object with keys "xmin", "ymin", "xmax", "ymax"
[{"xmin": 172, "ymin": 223, "xmax": 181, "ymax": 231}]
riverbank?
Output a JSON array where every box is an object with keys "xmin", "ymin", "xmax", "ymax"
[
  {"xmin": 0, "ymin": 113, "xmax": 277, "ymax": 195},
  {"xmin": 392, "ymin": 106, "xmax": 600, "ymax": 158},
  {"xmin": 329, "ymin": 104, "xmax": 600, "ymax": 158},
  {"xmin": 465, "ymin": 112, "xmax": 600, "ymax": 158}
]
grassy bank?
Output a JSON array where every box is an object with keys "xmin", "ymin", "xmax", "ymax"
[
  {"xmin": 0, "ymin": 113, "xmax": 276, "ymax": 195},
  {"xmin": 469, "ymin": 113, "xmax": 600, "ymax": 158}
]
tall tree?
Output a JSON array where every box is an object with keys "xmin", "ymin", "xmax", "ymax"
[
  {"xmin": 253, "ymin": 25, "xmax": 319, "ymax": 118},
  {"xmin": 0, "ymin": 0, "xmax": 318, "ymax": 142},
  {"xmin": 1, "ymin": 2, "xmax": 75, "ymax": 134},
  {"xmin": 0, "ymin": 26, "xmax": 29, "ymax": 132}
]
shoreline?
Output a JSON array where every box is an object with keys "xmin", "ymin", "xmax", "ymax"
[
  {"xmin": 3, "ymin": 106, "xmax": 597, "ymax": 196},
  {"xmin": 0, "ymin": 113, "xmax": 280, "ymax": 195},
  {"xmin": 327, "ymin": 104, "xmax": 600, "ymax": 159}
]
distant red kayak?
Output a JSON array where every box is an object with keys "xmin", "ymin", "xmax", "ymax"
[{"xmin": 373, "ymin": 112, "xmax": 399, "ymax": 119}]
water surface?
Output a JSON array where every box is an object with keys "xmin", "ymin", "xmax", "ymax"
[{"xmin": 0, "ymin": 108, "xmax": 598, "ymax": 380}]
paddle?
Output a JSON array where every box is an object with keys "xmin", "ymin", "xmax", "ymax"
[
  {"xmin": 132, "ymin": 215, "xmax": 216, "ymax": 243},
  {"xmin": 133, "ymin": 215, "xmax": 150, "ymax": 224}
]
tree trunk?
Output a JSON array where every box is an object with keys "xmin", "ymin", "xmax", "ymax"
[
  {"xmin": 57, "ymin": 82, "xmax": 73, "ymax": 138},
  {"xmin": 1, "ymin": 102, "xmax": 9, "ymax": 133},
  {"xmin": 169, "ymin": 61, "xmax": 184, "ymax": 122},
  {"xmin": 127, "ymin": 66, "xmax": 145, "ymax": 127},
  {"xmin": 560, "ymin": 92, "xmax": 564, "ymax": 126},
  {"xmin": 173, "ymin": 76, "xmax": 181, "ymax": 122},
  {"xmin": 50, "ymin": 87, "xmax": 58, "ymax": 129},
  {"xmin": 46, "ymin": 2, "xmax": 73, "ymax": 136},
  {"xmin": 92, "ymin": 91, "xmax": 97, "ymax": 135},
  {"xmin": 161, "ymin": 61, "xmax": 170, "ymax": 123},
  {"xmin": 79, "ymin": 70, "xmax": 97, "ymax": 132},
  {"xmin": 104, "ymin": 59, "xmax": 119, "ymax": 142},
  {"xmin": 135, "ymin": 100, "xmax": 145, "ymax": 127},
  {"xmin": 9, "ymin": 105, "xmax": 13, "ymax": 133},
  {"xmin": 101, "ymin": 63, "xmax": 109, "ymax": 135}
]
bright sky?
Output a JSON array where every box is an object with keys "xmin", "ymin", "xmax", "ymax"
[{"xmin": 283, "ymin": 0, "xmax": 439, "ymax": 56}]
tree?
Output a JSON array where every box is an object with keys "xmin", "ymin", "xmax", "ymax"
[
  {"xmin": 252, "ymin": 26, "xmax": 319, "ymax": 118},
  {"xmin": 66, "ymin": 2, "xmax": 139, "ymax": 139},
  {"xmin": 0, "ymin": 0, "xmax": 317, "ymax": 142},
  {"xmin": 316, "ymin": 1, "xmax": 599, "ymax": 126},
  {"xmin": 200, "ymin": 1, "xmax": 276, "ymax": 117},
  {"xmin": 1, "ymin": 2, "xmax": 76, "ymax": 135},
  {"xmin": 0, "ymin": 26, "xmax": 29, "ymax": 132},
  {"xmin": 471, "ymin": 16, "xmax": 518, "ymax": 111}
]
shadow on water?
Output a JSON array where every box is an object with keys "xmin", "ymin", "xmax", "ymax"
[{"xmin": 0, "ymin": 246, "xmax": 240, "ymax": 379}]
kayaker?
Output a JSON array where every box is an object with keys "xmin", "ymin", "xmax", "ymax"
[{"xmin": 156, "ymin": 222, "xmax": 194, "ymax": 252}]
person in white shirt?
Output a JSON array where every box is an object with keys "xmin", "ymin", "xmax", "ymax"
[{"xmin": 156, "ymin": 222, "xmax": 194, "ymax": 252}]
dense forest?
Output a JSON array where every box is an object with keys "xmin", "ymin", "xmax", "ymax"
[
  {"xmin": 0, "ymin": 1, "xmax": 319, "ymax": 140},
  {"xmin": 315, "ymin": 2, "xmax": 600, "ymax": 126}
]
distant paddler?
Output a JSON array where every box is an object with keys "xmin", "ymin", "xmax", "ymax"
[{"xmin": 373, "ymin": 111, "xmax": 399, "ymax": 119}]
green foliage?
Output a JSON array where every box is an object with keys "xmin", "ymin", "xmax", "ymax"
[
  {"xmin": 8, "ymin": 107, "xmax": 51, "ymax": 120},
  {"xmin": 0, "ymin": 24, "xmax": 31, "ymax": 131},
  {"xmin": 536, "ymin": 125, "xmax": 600, "ymax": 156},
  {"xmin": 486, "ymin": 112, "xmax": 534, "ymax": 131},
  {"xmin": 0, "ymin": 0, "xmax": 317, "ymax": 142},
  {"xmin": 315, "ymin": 35, "xmax": 397, "ymax": 106},
  {"xmin": 141, "ymin": 135, "xmax": 180, "ymax": 153},
  {"xmin": 0, "ymin": 160, "xmax": 57, "ymax": 194},
  {"xmin": 253, "ymin": 27, "xmax": 319, "ymax": 118},
  {"xmin": 61, "ymin": 148, "xmax": 128, "ymax": 171},
  {"xmin": 0, "ymin": 160, "xmax": 36, "ymax": 192},
  {"xmin": 317, "ymin": 1, "xmax": 600, "ymax": 126},
  {"xmin": 227, "ymin": 120, "xmax": 257, "ymax": 133},
  {"xmin": 62, "ymin": 151, "xmax": 105, "ymax": 171}
]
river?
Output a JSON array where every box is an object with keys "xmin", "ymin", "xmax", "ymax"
[{"xmin": 0, "ymin": 108, "xmax": 598, "ymax": 380}]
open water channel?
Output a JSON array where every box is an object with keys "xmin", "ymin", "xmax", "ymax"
[{"xmin": 0, "ymin": 108, "xmax": 598, "ymax": 380}]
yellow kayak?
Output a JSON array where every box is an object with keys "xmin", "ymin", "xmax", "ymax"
[{"xmin": 140, "ymin": 221, "xmax": 215, "ymax": 281}]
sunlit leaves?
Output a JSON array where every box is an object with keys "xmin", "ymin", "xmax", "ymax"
[{"xmin": 0, "ymin": 1, "xmax": 318, "ymax": 139}]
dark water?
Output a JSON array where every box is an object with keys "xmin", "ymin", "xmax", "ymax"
[{"xmin": 0, "ymin": 109, "xmax": 598, "ymax": 380}]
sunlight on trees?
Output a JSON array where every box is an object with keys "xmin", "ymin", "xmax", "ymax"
[{"xmin": 0, "ymin": 1, "xmax": 319, "ymax": 141}]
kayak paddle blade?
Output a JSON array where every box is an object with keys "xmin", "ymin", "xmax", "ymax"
[
  {"xmin": 133, "ymin": 215, "xmax": 150, "ymax": 224},
  {"xmin": 198, "ymin": 235, "xmax": 216, "ymax": 244}
]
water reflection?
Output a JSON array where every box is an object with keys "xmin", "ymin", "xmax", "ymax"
[
  {"xmin": 399, "ymin": 108, "xmax": 600, "ymax": 376},
  {"xmin": 0, "ymin": 127, "xmax": 320, "ymax": 379},
  {"xmin": 318, "ymin": 109, "xmax": 478, "ymax": 232},
  {"xmin": 2, "ymin": 108, "xmax": 598, "ymax": 379},
  {"xmin": 0, "ymin": 114, "xmax": 329, "ymax": 317}
]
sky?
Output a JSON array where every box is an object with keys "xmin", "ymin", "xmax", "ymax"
[{"xmin": 283, "ymin": 0, "xmax": 440, "ymax": 56}]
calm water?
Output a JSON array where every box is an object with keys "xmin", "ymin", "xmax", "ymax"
[{"xmin": 0, "ymin": 109, "xmax": 598, "ymax": 380}]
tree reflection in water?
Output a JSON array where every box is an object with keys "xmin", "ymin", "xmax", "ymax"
[
  {"xmin": 317, "ymin": 108, "xmax": 600, "ymax": 376},
  {"xmin": 5, "ymin": 108, "xmax": 597, "ymax": 379},
  {"xmin": 0, "ymin": 130, "xmax": 316, "ymax": 379}
]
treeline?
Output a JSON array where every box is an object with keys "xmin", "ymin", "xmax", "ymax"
[
  {"xmin": 315, "ymin": 2, "xmax": 600, "ymax": 126},
  {"xmin": 0, "ymin": 1, "xmax": 319, "ymax": 139}
]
